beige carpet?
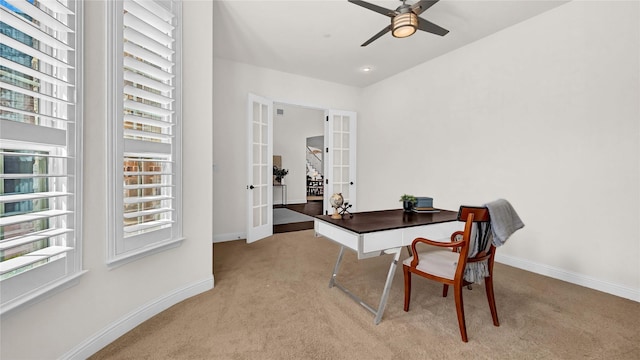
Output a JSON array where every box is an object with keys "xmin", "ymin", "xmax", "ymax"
[{"xmin": 90, "ymin": 230, "xmax": 640, "ymax": 359}]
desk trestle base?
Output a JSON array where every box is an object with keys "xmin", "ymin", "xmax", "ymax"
[{"xmin": 329, "ymin": 245, "xmax": 402, "ymax": 325}]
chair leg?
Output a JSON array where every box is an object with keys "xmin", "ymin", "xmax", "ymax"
[
  {"xmin": 403, "ymin": 265, "xmax": 411, "ymax": 312},
  {"xmin": 442, "ymin": 284, "xmax": 449, "ymax": 297},
  {"xmin": 454, "ymin": 284, "xmax": 468, "ymax": 342},
  {"xmin": 485, "ymin": 276, "xmax": 500, "ymax": 326}
]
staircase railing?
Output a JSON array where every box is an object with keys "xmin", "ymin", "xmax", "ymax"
[{"xmin": 306, "ymin": 146, "xmax": 323, "ymax": 179}]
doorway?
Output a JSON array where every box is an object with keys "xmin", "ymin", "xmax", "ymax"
[
  {"xmin": 272, "ymin": 102, "xmax": 324, "ymax": 233},
  {"xmin": 247, "ymin": 95, "xmax": 357, "ymax": 242}
]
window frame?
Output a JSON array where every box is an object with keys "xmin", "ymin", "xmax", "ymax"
[
  {"xmin": 107, "ymin": 0, "xmax": 183, "ymax": 267},
  {"xmin": 0, "ymin": 0, "xmax": 85, "ymax": 315}
]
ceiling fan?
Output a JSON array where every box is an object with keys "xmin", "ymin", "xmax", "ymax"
[{"xmin": 348, "ymin": 0, "xmax": 449, "ymax": 46}]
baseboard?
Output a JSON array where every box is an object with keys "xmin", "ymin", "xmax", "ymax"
[
  {"xmin": 495, "ymin": 253, "xmax": 639, "ymax": 302},
  {"xmin": 62, "ymin": 275, "xmax": 214, "ymax": 360},
  {"xmin": 213, "ymin": 232, "xmax": 246, "ymax": 243}
]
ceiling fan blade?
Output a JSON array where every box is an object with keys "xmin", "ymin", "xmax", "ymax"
[
  {"xmin": 411, "ymin": 0, "xmax": 440, "ymax": 16},
  {"xmin": 348, "ymin": 0, "xmax": 395, "ymax": 17},
  {"xmin": 417, "ymin": 17, "xmax": 449, "ymax": 36},
  {"xmin": 361, "ymin": 25, "xmax": 391, "ymax": 47}
]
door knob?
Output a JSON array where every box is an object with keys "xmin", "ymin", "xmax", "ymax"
[{"xmin": 248, "ymin": 185, "xmax": 255, "ymax": 190}]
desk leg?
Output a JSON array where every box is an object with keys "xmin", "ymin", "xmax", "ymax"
[
  {"xmin": 329, "ymin": 245, "xmax": 346, "ymax": 289},
  {"xmin": 328, "ymin": 245, "xmax": 402, "ymax": 325},
  {"xmin": 373, "ymin": 247, "xmax": 402, "ymax": 325}
]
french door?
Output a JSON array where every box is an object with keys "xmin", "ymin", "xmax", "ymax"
[
  {"xmin": 324, "ymin": 110, "xmax": 357, "ymax": 214},
  {"xmin": 246, "ymin": 94, "xmax": 273, "ymax": 243}
]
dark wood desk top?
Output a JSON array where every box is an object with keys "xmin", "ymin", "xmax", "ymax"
[{"xmin": 314, "ymin": 209, "xmax": 459, "ymax": 234}]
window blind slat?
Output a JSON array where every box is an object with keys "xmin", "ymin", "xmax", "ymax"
[
  {"xmin": 0, "ymin": 209, "xmax": 72, "ymax": 227},
  {"xmin": 124, "ymin": 84, "xmax": 173, "ymax": 105},
  {"xmin": 0, "ymin": 246, "xmax": 72, "ymax": 275},
  {"xmin": 2, "ymin": 82, "xmax": 74, "ymax": 105},
  {"xmin": 124, "ymin": 99, "xmax": 173, "ymax": 117},
  {"xmin": 124, "ymin": 114, "xmax": 173, "ymax": 129},
  {"xmin": 123, "ymin": 207, "xmax": 173, "ymax": 219},
  {"xmin": 0, "ymin": 191, "xmax": 71, "ymax": 203},
  {"xmin": 123, "ymin": 195, "xmax": 173, "ymax": 205},
  {"xmin": 40, "ymin": 0, "xmax": 74, "ymax": 15},
  {"xmin": 123, "ymin": 57, "xmax": 173, "ymax": 82},
  {"xmin": 124, "ymin": 12, "xmax": 174, "ymax": 47},
  {"xmin": 126, "ymin": 0, "xmax": 175, "ymax": 31},
  {"xmin": 124, "ymin": 129, "xmax": 173, "ymax": 142},
  {"xmin": 3, "ymin": 0, "xmax": 74, "ymax": 33},
  {"xmin": 123, "ymin": 27, "xmax": 174, "ymax": 59},
  {"xmin": 123, "ymin": 41, "xmax": 173, "ymax": 71},
  {"xmin": 123, "ymin": 219, "xmax": 173, "ymax": 233},
  {"xmin": 0, "ymin": 7, "xmax": 73, "ymax": 51},
  {"xmin": 0, "ymin": 59, "xmax": 74, "ymax": 89},
  {"xmin": 0, "ymin": 229, "xmax": 72, "ymax": 251},
  {"xmin": 123, "ymin": 183, "xmax": 173, "ymax": 190},
  {"xmin": 0, "ymin": 105, "xmax": 71, "ymax": 124},
  {"xmin": 124, "ymin": 70, "xmax": 173, "ymax": 93},
  {"xmin": 0, "ymin": 34, "xmax": 74, "ymax": 70},
  {"xmin": 0, "ymin": 151, "xmax": 71, "ymax": 159},
  {"xmin": 0, "ymin": 174, "xmax": 69, "ymax": 180}
]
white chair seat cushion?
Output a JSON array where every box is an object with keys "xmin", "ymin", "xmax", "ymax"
[{"xmin": 403, "ymin": 250, "xmax": 461, "ymax": 280}]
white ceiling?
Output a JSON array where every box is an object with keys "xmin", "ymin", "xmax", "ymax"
[{"xmin": 213, "ymin": 0, "xmax": 570, "ymax": 88}]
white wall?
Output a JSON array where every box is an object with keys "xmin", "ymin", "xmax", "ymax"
[
  {"xmin": 358, "ymin": 1, "xmax": 639, "ymax": 299},
  {"xmin": 273, "ymin": 104, "xmax": 324, "ymax": 204},
  {"xmin": 212, "ymin": 59, "xmax": 361, "ymax": 241},
  {"xmin": 0, "ymin": 1, "xmax": 214, "ymax": 359}
]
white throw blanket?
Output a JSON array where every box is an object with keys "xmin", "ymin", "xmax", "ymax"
[
  {"xmin": 463, "ymin": 222, "xmax": 493, "ymax": 283},
  {"xmin": 463, "ymin": 199, "xmax": 524, "ymax": 283},
  {"xmin": 485, "ymin": 199, "xmax": 525, "ymax": 247}
]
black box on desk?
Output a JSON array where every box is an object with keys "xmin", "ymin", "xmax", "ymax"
[{"xmin": 416, "ymin": 197, "xmax": 433, "ymax": 208}]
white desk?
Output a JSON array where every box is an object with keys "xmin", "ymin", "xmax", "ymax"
[{"xmin": 314, "ymin": 209, "xmax": 462, "ymax": 324}]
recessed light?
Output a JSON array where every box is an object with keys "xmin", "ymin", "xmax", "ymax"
[{"xmin": 361, "ymin": 67, "xmax": 372, "ymax": 72}]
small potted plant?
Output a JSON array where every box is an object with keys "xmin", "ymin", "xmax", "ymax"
[
  {"xmin": 273, "ymin": 166, "xmax": 289, "ymax": 184},
  {"xmin": 400, "ymin": 194, "xmax": 417, "ymax": 213}
]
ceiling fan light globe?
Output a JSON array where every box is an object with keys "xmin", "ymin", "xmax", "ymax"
[{"xmin": 392, "ymin": 12, "xmax": 418, "ymax": 38}]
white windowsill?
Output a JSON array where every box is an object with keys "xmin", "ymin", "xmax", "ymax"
[
  {"xmin": 106, "ymin": 237, "xmax": 185, "ymax": 270},
  {"xmin": 1, "ymin": 270, "xmax": 88, "ymax": 316}
]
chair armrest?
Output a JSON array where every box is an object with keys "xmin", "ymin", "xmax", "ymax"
[
  {"xmin": 450, "ymin": 231, "xmax": 464, "ymax": 253},
  {"xmin": 450, "ymin": 231, "xmax": 464, "ymax": 242},
  {"xmin": 410, "ymin": 237, "xmax": 465, "ymax": 268}
]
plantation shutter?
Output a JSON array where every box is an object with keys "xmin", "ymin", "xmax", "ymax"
[
  {"xmin": 0, "ymin": 0, "xmax": 82, "ymax": 312},
  {"xmin": 112, "ymin": 0, "xmax": 181, "ymax": 257}
]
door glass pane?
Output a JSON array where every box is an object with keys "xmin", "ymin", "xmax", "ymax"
[
  {"xmin": 333, "ymin": 150, "xmax": 341, "ymax": 163},
  {"xmin": 342, "ymin": 134, "xmax": 349, "ymax": 148},
  {"xmin": 261, "ymin": 185, "xmax": 267, "ymax": 204},
  {"xmin": 253, "ymin": 207, "xmax": 260, "ymax": 227},
  {"xmin": 257, "ymin": 204, "xmax": 266, "ymax": 226},
  {"xmin": 261, "ymin": 144, "xmax": 267, "ymax": 165},
  {"xmin": 342, "ymin": 150, "xmax": 350, "ymax": 165},
  {"xmin": 260, "ymin": 164, "xmax": 267, "ymax": 184},
  {"xmin": 253, "ymin": 188, "xmax": 260, "ymax": 206},
  {"xmin": 333, "ymin": 133, "xmax": 342, "ymax": 147},
  {"xmin": 342, "ymin": 186, "xmax": 349, "ymax": 200}
]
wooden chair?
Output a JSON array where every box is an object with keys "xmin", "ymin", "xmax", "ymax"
[{"xmin": 402, "ymin": 206, "xmax": 499, "ymax": 342}]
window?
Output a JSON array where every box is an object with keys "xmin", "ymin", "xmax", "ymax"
[
  {"xmin": 0, "ymin": 0, "xmax": 83, "ymax": 313},
  {"xmin": 108, "ymin": 0, "xmax": 182, "ymax": 264}
]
